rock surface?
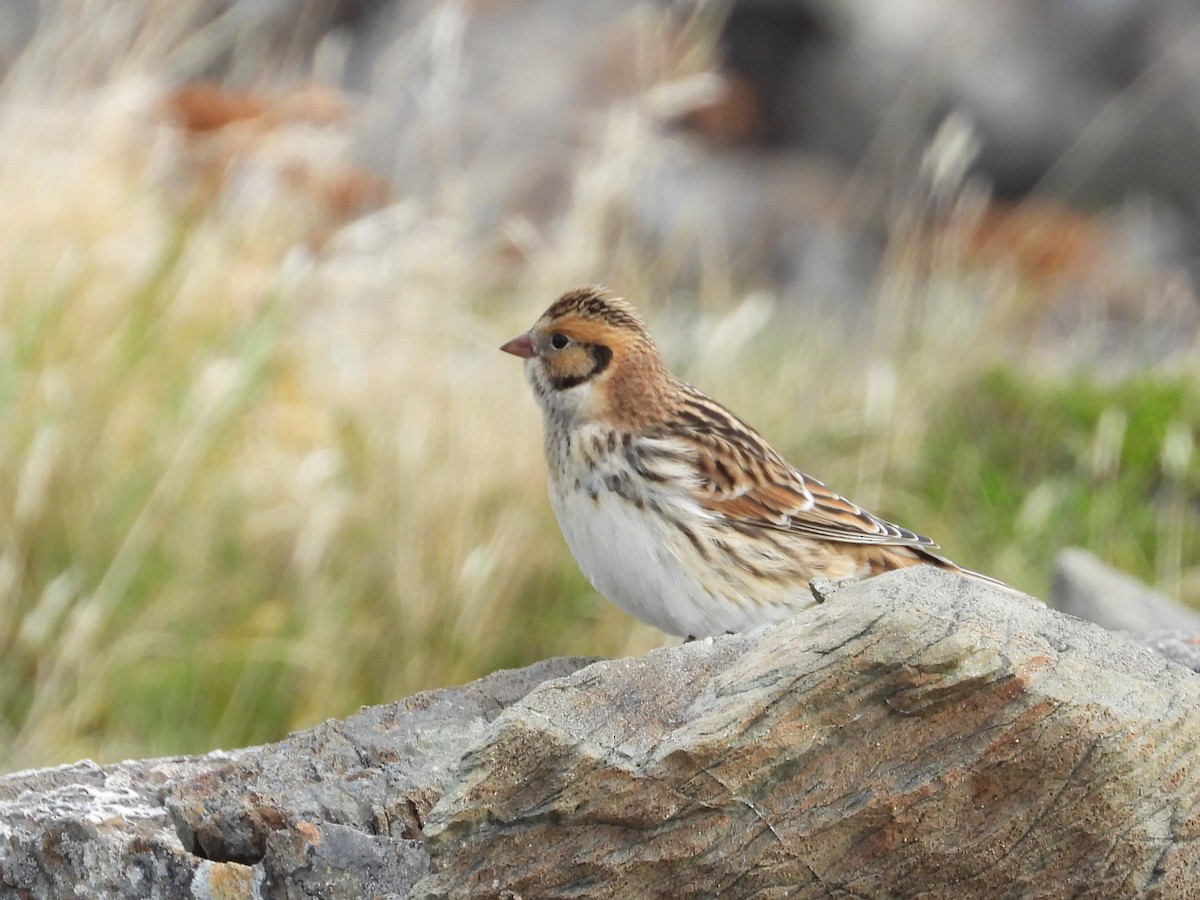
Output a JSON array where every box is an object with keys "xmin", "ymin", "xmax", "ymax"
[
  {"xmin": 1054, "ymin": 548, "xmax": 1200, "ymax": 672},
  {"xmin": 418, "ymin": 569, "xmax": 1200, "ymax": 898},
  {"xmin": 0, "ymin": 658, "xmax": 596, "ymax": 899},
  {"xmin": 1054, "ymin": 547, "xmax": 1200, "ymax": 634},
  {"xmin": 3, "ymin": 567, "xmax": 1200, "ymax": 898}
]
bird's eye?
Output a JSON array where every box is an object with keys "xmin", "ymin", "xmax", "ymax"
[{"xmin": 550, "ymin": 333, "xmax": 569, "ymax": 350}]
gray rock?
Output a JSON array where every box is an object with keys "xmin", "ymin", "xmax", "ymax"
[
  {"xmin": 0, "ymin": 657, "xmax": 597, "ymax": 899},
  {"xmin": 417, "ymin": 568, "xmax": 1200, "ymax": 898},
  {"xmin": 1131, "ymin": 630, "xmax": 1200, "ymax": 674},
  {"xmin": 0, "ymin": 756, "xmax": 244, "ymax": 899},
  {"xmin": 1053, "ymin": 547, "xmax": 1200, "ymax": 634},
  {"xmin": 4, "ymin": 569, "xmax": 1200, "ymax": 899}
]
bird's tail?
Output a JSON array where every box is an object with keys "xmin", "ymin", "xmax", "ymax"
[{"xmin": 912, "ymin": 547, "xmax": 1038, "ymax": 601}]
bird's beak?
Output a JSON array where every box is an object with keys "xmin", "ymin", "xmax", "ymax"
[{"xmin": 500, "ymin": 332, "xmax": 536, "ymax": 358}]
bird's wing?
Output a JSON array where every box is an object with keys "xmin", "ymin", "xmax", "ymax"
[{"xmin": 638, "ymin": 389, "xmax": 938, "ymax": 549}]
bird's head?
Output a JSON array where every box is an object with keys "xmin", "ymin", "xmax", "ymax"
[{"xmin": 501, "ymin": 286, "xmax": 669, "ymax": 427}]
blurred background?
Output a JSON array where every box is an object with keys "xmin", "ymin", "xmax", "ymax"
[{"xmin": 0, "ymin": 0, "xmax": 1197, "ymax": 772}]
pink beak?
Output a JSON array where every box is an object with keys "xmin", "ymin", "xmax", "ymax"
[{"xmin": 500, "ymin": 332, "xmax": 536, "ymax": 358}]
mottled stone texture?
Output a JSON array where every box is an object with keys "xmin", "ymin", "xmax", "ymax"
[
  {"xmin": 3, "ymin": 567, "xmax": 1199, "ymax": 899},
  {"xmin": 1054, "ymin": 548, "xmax": 1200, "ymax": 672},
  {"xmin": 417, "ymin": 569, "xmax": 1200, "ymax": 899},
  {"xmin": 0, "ymin": 658, "xmax": 596, "ymax": 899}
]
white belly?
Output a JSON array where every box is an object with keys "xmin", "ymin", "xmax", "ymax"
[{"xmin": 549, "ymin": 480, "xmax": 804, "ymax": 637}]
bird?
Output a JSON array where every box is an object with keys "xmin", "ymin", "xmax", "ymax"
[{"xmin": 501, "ymin": 285, "xmax": 1012, "ymax": 638}]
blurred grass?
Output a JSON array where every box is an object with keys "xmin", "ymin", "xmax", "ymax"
[
  {"xmin": 0, "ymin": 3, "xmax": 1197, "ymax": 773},
  {"xmin": 913, "ymin": 370, "xmax": 1199, "ymax": 600}
]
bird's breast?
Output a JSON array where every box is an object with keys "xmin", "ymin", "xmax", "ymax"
[{"xmin": 543, "ymin": 424, "xmax": 815, "ymax": 636}]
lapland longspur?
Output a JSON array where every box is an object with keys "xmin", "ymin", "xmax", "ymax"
[{"xmin": 503, "ymin": 286, "xmax": 1009, "ymax": 638}]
